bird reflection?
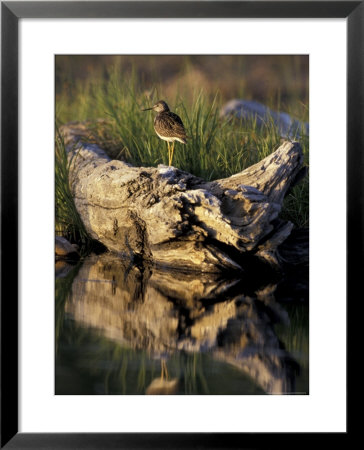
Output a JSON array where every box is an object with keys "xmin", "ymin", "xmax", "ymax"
[{"xmin": 145, "ymin": 359, "xmax": 179, "ymax": 395}]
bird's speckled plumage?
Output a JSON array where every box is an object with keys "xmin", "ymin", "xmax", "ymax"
[{"xmin": 154, "ymin": 111, "xmax": 187, "ymax": 143}]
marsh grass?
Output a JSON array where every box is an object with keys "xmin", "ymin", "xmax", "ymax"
[
  {"xmin": 55, "ymin": 129, "xmax": 93, "ymax": 251},
  {"xmin": 56, "ymin": 66, "xmax": 309, "ymax": 230}
]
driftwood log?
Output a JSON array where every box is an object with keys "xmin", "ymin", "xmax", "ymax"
[{"xmin": 60, "ymin": 122, "xmax": 305, "ymax": 272}]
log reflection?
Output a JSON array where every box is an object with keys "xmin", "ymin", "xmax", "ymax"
[{"xmin": 63, "ymin": 254, "xmax": 300, "ymax": 394}]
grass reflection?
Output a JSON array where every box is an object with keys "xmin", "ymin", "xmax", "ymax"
[
  {"xmin": 56, "ymin": 318, "xmax": 267, "ymax": 395},
  {"xmin": 55, "ymin": 262, "xmax": 82, "ymax": 354}
]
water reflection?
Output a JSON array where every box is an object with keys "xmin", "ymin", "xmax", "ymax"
[{"xmin": 56, "ymin": 254, "xmax": 308, "ymax": 395}]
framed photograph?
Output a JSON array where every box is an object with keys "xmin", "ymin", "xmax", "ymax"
[{"xmin": 1, "ymin": 1, "xmax": 358, "ymax": 448}]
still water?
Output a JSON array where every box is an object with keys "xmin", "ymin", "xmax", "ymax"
[{"xmin": 55, "ymin": 254, "xmax": 308, "ymax": 395}]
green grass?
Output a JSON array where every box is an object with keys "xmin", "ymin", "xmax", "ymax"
[
  {"xmin": 56, "ymin": 66, "xmax": 309, "ymax": 235},
  {"xmin": 55, "ymin": 129, "xmax": 93, "ymax": 252}
]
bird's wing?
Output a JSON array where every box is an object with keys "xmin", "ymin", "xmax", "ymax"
[{"xmin": 155, "ymin": 112, "xmax": 187, "ymax": 138}]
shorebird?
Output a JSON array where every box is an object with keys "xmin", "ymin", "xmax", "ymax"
[{"xmin": 142, "ymin": 100, "xmax": 187, "ymax": 166}]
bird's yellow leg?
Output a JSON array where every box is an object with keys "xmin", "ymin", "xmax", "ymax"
[
  {"xmin": 167, "ymin": 142, "xmax": 171, "ymax": 166},
  {"xmin": 170, "ymin": 141, "xmax": 175, "ymax": 166},
  {"xmin": 161, "ymin": 360, "xmax": 169, "ymax": 380}
]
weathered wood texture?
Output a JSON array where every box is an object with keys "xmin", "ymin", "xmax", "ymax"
[{"xmin": 60, "ymin": 122, "xmax": 305, "ymax": 272}]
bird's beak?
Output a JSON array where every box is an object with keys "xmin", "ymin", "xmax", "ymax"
[{"xmin": 142, "ymin": 107, "xmax": 154, "ymax": 111}]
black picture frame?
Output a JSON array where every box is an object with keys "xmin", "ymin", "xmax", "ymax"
[{"xmin": 1, "ymin": 1, "xmax": 359, "ymax": 448}]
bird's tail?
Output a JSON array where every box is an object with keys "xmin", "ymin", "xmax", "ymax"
[{"xmin": 177, "ymin": 137, "xmax": 188, "ymax": 144}]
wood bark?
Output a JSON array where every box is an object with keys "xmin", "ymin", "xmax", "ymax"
[{"xmin": 60, "ymin": 122, "xmax": 305, "ymax": 272}]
